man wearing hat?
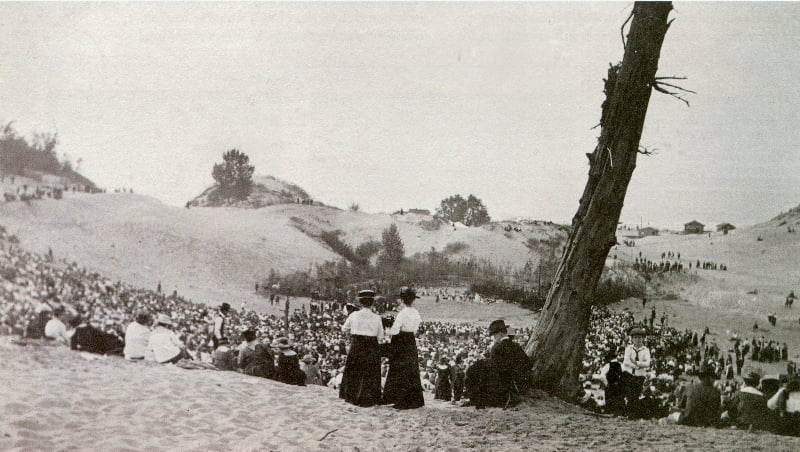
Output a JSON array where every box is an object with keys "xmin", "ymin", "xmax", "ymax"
[
  {"xmin": 462, "ymin": 319, "xmax": 531, "ymax": 409},
  {"xmin": 147, "ymin": 313, "xmax": 189, "ymax": 364},
  {"xmin": 212, "ymin": 302, "xmax": 232, "ymax": 350},
  {"xmin": 724, "ymin": 368, "xmax": 775, "ymax": 431},
  {"xmin": 676, "ymin": 362, "xmax": 722, "ymax": 427},
  {"xmin": 622, "ymin": 327, "xmax": 651, "ymax": 377},
  {"xmin": 621, "ymin": 327, "xmax": 651, "ymax": 415}
]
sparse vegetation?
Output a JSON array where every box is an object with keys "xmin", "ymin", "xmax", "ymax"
[
  {"xmin": 318, "ymin": 230, "xmax": 362, "ymax": 265},
  {"xmin": 417, "ymin": 218, "xmax": 442, "ymax": 231},
  {"xmin": 593, "ymin": 265, "xmax": 647, "ymax": 305},
  {"xmin": 443, "ymin": 241, "xmax": 469, "ymax": 254}
]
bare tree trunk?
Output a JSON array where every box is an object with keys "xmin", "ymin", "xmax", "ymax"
[{"xmin": 524, "ymin": 2, "xmax": 673, "ymax": 400}]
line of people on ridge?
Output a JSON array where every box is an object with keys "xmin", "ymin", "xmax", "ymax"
[{"xmin": 338, "ymin": 288, "xmax": 533, "ymax": 410}]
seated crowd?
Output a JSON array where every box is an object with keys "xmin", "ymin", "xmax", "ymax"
[
  {"xmin": 0, "ymin": 226, "xmax": 797, "ymax": 435},
  {"xmin": 581, "ymin": 306, "xmax": 798, "ymax": 435}
]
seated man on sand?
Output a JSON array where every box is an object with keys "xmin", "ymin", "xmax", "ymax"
[
  {"xmin": 723, "ymin": 369, "xmax": 775, "ymax": 431},
  {"xmin": 123, "ymin": 312, "xmax": 151, "ymax": 361},
  {"xmin": 44, "ymin": 306, "xmax": 71, "ymax": 345},
  {"xmin": 462, "ymin": 319, "xmax": 532, "ymax": 409},
  {"xmin": 147, "ymin": 314, "xmax": 191, "ymax": 364},
  {"xmin": 212, "ymin": 337, "xmax": 237, "ymax": 371},
  {"xmin": 663, "ymin": 363, "xmax": 721, "ymax": 427},
  {"xmin": 768, "ymin": 377, "xmax": 800, "ymax": 436}
]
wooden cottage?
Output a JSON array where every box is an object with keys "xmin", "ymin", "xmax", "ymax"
[
  {"xmin": 684, "ymin": 220, "xmax": 705, "ymax": 234},
  {"xmin": 639, "ymin": 227, "xmax": 660, "ymax": 237}
]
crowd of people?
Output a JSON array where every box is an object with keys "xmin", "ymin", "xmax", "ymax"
[
  {"xmin": 627, "ymin": 249, "xmax": 729, "ymax": 276},
  {"xmin": 579, "ymin": 306, "xmax": 798, "ymax": 435},
  {"xmin": 0, "ymin": 226, "xmax": 526, "ymax": 401},
  {"xmin": 0, "ymin": 224, "xmax": 797, "ymax": 435}
]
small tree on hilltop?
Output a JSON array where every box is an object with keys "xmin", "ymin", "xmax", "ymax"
[
  {"xmin": 436, "ymin": 193, "xmax": 490, "ymax": 226},
  {"xmin": 436, "ymin": 194, "xmax": 468, "ymax": 224},
  {"xmin": 212, "ymin": 149, "xmax": 255, "ymax": 201},
  {"xmin": 464, "ymin": 194, "xmax": 491, "ymax": 226}
]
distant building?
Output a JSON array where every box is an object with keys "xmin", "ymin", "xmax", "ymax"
[
  {"xmin": 716, "ymin": 223, "xmax": 736, "ymax": 234},
  {"xmin": 638, "ymin": 227, "xmax": 659, "ymax": 237},
  {"xmin": 684, "ymin": 220, "xmax": 705, "ymax": 234},
  {"xmin": 407, "ymin": 208, "xmax": 431, "ymax": 216}
]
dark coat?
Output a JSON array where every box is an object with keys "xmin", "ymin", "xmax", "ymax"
[
  {"xmin": 726, "ymin": 387, "xmax": 775, "ymax": 431},
  {"xmin": 275, "ymin": 352, "xmax": 306, "ymax": 386},
  {"xmin": 212, "ymin": 347, "xmax": 237, "ymax": 371},
  {"xmin": 434, "ymin": 364, "xmax": 452, "ymax": 401},
  {"xmin": 240, "ymin": 344, "xmax": 275, "ymax": 379},
  {"xmin": 678, "ymin": 381, "xmax": 721, "ymax": 427},
  {"xmin": 465, "ymin": 338, "xmax": 532, "ymax": 408},
  {"xmin": 71, "ymin": 325, "xmax": 122, "ymax": 355}
]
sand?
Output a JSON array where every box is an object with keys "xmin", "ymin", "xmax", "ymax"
[
  {"xmin": 1, "ymin": 338, "xmax": 799, "ymax": 452},
  {"xmin": 3, "ymin": 190, "xmax": 800, "ymax": 450},
  {"xmin": 0, "ymin": 194, "xmax": 564, "ymax": 311}
]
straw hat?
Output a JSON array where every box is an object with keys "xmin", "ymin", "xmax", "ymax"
[{"xmin": 156, "ymin": 313, "xmax": 172, "ymax": 326}]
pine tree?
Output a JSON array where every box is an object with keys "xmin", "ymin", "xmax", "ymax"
[
  {"xmin": 211, "ymin": 149, "xmax": 255, "ymax": 201},
  {"xmin": 378, "ymin": 224, "xmax": 404, "ymax": 269}
]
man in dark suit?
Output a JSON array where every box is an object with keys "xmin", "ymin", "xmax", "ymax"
[
  {"xmin": 463, "ymin": 319, "xmax": 532, "ymax": 409},
  {"xmin": 724, "ymin": 369, "xmax": 776, "ymax": 431},
  {"xmin": 677, "ymin": 363, "xmax": 722, "ymax": 427}
]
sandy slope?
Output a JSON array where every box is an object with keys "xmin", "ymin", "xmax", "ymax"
[
  {"xmin": 615, "ymin": 218, "xmax": 800, "ymax": 316},
  {"xmin": 1, "ymin": 338, "xmax": 799, "ymax": 452},
  {"xmin": 0, "ymin": 194, "xmax": 562, "ymax": 310}
]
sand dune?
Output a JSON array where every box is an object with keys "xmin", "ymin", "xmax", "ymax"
[
  {"xmin": 0, "ymin": 194, "xmax": 563, "ymax": 310},
  {"xmin": 615, "ymin": 219, "xmax": 800, "ymax": 316},
  {"xmin": 1, "ymin": 337, "xmax": 799, "ymax": 451}
]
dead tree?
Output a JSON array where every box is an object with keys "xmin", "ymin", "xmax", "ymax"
[{"xmin": 524, "ymin": 2, "xmax": 675, "ymax": 399}]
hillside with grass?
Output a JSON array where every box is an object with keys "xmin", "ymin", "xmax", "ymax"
[{"xmin": 0, "ymin": 192, "xmax": 569, "ymax": 309}]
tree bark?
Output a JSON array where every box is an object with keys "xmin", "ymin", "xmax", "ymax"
[{"xmin": 524, "ymin": 2, "xmax": 673, "ymax": 400}]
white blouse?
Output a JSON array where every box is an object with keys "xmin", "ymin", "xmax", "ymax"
[
  {"xmin": 342, "ymin": 309, "xmax": 385, "ymax": 340},
  {"xmin": 622, "ymin": 344, "xmax": 651, "ymax": 376},
  {"xmin": 390, "ymin": 306, "xmax": 421, "ymax": 335}
]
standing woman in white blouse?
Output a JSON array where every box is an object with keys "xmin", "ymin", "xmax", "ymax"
[
  {"xmin": 382, "ymin": 287, "xmax": 425, "ymax": 409},
  {"xmin": 339, "ymin": 290, "xmax": 385, "ymax": 407}
]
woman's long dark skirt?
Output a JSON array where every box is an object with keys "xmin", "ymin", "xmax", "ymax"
[
  {"xmin": 382, "ymin": 332, "xmax": 425, "ymax": 409},
  {"xmin": 339, "ymin": 335, "xmax": 382, "ymax": 407}
]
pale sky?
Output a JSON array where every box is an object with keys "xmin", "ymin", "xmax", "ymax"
[{"xmin": 1, "ymin": 2, "xmax": 798, "ymax": 229}]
